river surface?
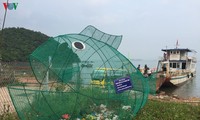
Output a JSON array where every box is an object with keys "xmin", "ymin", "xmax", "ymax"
[{"xmin": 132, "ymin": 60, "xmax": 200, "ymax": 99}]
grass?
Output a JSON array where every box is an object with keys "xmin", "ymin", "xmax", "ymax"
[
  {"xmin": 5, "ymin": 83, "xmax": 200, "ymax": 120},
  {"xmin": 134, "ymin": 100, "xmax": 200, "ymax": 120},
  {"xmin": 2, "ymin": 99, "xmax": 200, "ymax": 120}
]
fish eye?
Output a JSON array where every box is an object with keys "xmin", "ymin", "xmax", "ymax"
[{"xmin": 72, "ymin": 41, "xmax": 85, "ymax": 50}]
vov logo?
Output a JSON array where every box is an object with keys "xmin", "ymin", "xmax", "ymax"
[{"xmin": 3, "ymin": 2, "xmax": 18, "ymax": 10}]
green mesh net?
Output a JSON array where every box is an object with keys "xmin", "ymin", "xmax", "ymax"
[{"xmin": 8, "ymin": 25, "xmax": 156, "ymax": 120}]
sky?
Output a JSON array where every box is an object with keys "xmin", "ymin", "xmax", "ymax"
[{"xmin": 1, "ymin": 0, "xmax": 200, "ymax": 60}]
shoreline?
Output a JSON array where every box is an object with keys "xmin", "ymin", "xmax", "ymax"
[
  {"xmin": 17, "ymin": 77, "xmax": 200, "ymax": 104},
  {"xmin": 18, "ymin": 77, "xmax": 200, "ymax": 103},
  {"xmin": 149, "ymin": 91, "xmax": 200, "ymax": 106}
]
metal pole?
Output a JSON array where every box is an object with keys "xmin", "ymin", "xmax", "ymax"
[{"xmin": 45, "ymin": 56, "xmax": 51, "ymax": 91}]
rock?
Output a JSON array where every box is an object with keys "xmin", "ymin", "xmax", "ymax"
[
  {"xmin": 159, "ymin": 91, "xmax": 166, "ymax": 95},
  {"xmin": 159, "ymin": 95, "xmax": 164, "ymax": 99}
]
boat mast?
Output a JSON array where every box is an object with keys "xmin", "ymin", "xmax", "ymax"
[{"xmin": 175, "ymin": 40, "xmax": 179, "ymax": 49}]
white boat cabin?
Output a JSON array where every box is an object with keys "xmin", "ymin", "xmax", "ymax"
[{"xmin": 159, "ymin": 48, "xmax": 197, "ymax": 77}]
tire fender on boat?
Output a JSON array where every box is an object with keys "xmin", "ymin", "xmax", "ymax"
[
  {"xmin": 191, "ymin": 73, "xmax": 194, "ymax": 77},
  {"xmin": 187, "ymin": 74, "xmax": 190, "ymax": 78}
]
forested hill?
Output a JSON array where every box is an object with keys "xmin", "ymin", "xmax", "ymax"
[{"xmin": 0, "ymin": 27, "xmax": 50, "ymax": 62}]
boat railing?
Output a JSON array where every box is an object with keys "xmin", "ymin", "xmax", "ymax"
[{"xmin": 169, "ymin": 69, "xmax": 192, "ymax": 77}]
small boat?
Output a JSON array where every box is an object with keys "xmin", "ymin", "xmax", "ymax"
[
  {"xmin": 81, "ymin": 61, "xmax": 94, "ymax": 68},
  {"xmin": 90, "ymin": 68, "xmax": 128, "ymax": 86},
  {"xmin": 156, "ymin": 45, "xmax": 197, "ymax": 89}
]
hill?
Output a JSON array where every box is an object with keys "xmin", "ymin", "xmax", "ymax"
[{"xmin": 0, "ymin": 27, "xmax": 49, "ymax": 61}]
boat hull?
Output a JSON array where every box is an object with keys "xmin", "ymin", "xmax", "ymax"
[
  {"xmin": 156, "ymin": 72, "xmax": 171, "ymax": 90},
  {"xmin": 169, "ymin": 73, "xmax": 195, "ymax": 86}
]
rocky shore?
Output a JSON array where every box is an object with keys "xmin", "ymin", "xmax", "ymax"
[{"xmin": 149, "ymin": 91, "xmax": 200, "ymax": 106}]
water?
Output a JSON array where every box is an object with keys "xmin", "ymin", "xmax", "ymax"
[
  {"xmin": 162, "ymin": 62, "xmax": 200, "ymax": 98},
  {"xmin": 131, "ymin": 60, "xmax": 200, "ymax": 99}
]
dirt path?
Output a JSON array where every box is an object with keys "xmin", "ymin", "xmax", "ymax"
[
  {"xmin": 0, "ymin": 77, "xmax": 37, "ymax": 115},
  {"xmin": 0, "ymin": 87, "xmax": 15, "ymax": 114}
]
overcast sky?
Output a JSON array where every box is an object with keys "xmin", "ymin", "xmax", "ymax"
[{"xmin": 1, "ymin": 0, "xmax": 200, "ymax": 60}]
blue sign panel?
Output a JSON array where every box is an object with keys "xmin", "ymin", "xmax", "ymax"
[{"xmin": 113, "ymin": 76, "xmax": 133, "ymax": 94}]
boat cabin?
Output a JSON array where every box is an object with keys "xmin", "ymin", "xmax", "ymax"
[{"xmin": 160, "ymin": 48, "xmax": 196, "ymax": 73}]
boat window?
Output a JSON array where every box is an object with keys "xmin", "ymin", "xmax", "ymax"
[
  {"xmin": 182, "ymin": 63, "xmax": 186, "ymax": 69},
  {"xmin": 91, "ymin": 70, "xmax": 105, "ymax": 80},
  {"xmin": 173, "ymin": 63, "xmax": 176, "ymax": 68},
  {"xmin": 170, "ymin": 63, "xmax": 172, "ymax": 68},
  {"xmin": 170, "ymin": 51, "xmax": 173, "ymax": 54},
  {"xmin": 177, "ymin": 63, "xmax": 180, "ymax": 68},
  {"xmin": 173, "ymin": 51, "xmax": 176, "ymax": 54}
]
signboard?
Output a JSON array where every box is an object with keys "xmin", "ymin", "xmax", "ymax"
[
  {"xmin": 3, "ymin": 2, "xmax": 18, "ymax": 10},
  {"xmin": 113, "ymin": 76, "xmax": 133, "ymax": 94}
]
